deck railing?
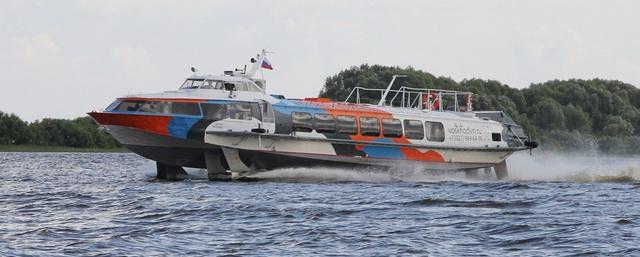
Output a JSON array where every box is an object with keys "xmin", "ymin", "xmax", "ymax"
[{"xmin": 343, "ymin": 86, "xmax": 474, "ymax": 112}]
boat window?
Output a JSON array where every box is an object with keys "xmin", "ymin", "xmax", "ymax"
[
  {"xmin": 223, "ymin": 82, "xmax": 237, "ymax": 91},
  {"xmin": 201, "ymin": 80, "xmax": 224, "ymax": 89},
  {"xmin": 192, "ymin": 80, "xmax": 204, "ymax": 89},
  {"xmin": 227, "ymin": 102, "xmax": 253, "ymax": 120},
  {"xmin": 114, "ymin": 100, "xmax": 145, "ymax": 112},
  {"xmin": 382, "ymin": 118, "xmax": 402, "ymax": 138},
  {"xmin": 336, "ymin": 115, "xmax": 357, "ymax": 135},
  {"xmin": 180, "ymin": 79, "xmax": 205, "ymax": 89},
  {"xmin": 425, "ymin": 121, "xmax": 445, "ymax": 142},
  {"xmin": 292, "ymin": 112, "xmax": 313, "ymax": 132},
  {"xmin": 249, "ymin": 102, "xmax": 262, "ymax": 121},
  {"xmin": 248, "ymin": 82, "xmax": 263, "ymax": 92},
  {"xmin": 259, "ymin": 101, "xmax": 275, "ymax": 123},
  {"xmin": 234, "ymin": 82, "xmax": 248, "ymax": 91},
  {"xmin": 137, "ymin": 101, "xmax": 161, "ymax": 113},
  {"xmin": 181, "ymin": 80, "xmax": 193, "ymax": 88},
  {"xmin": 314, "ymin": 114, "xmax": 336, "ymax": 133},
  {"xmin": 403, "ymin": 119, "xmax": 424, "ymax": 140},
  {"xmin": 201, "ymin": 103, "xmax": 228, "ymax": 119},
  {"xmin": 156, "ymin": 102, "xmax": 171, "ymax": 114},
  {"xmin": 171, "ymin": 102, "xmax": 201, "ymax": 116},
  {"xmin": 253, "ymin": 80, "xmax": 266, "ymax": 91},
  {"xmin": 359, "ymin": 117, "xmax": 380, "ymax": 136},
  {"xmin": 113, "ymin": 100, "xmax": 200, "ymax": 116},
  {"xmin": 105, "ymin": 100, "xmax": 122, "ymax": 111},
  {"xmin": 221, "ymin": 81, "xmax": 261, "ymax": 92}
]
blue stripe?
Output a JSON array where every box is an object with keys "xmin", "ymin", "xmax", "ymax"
[
  {"xmin": 168, "ymin": 117, "xmax": 200, "ymax": 139},
  {"xmin": 362, "ymin": 138, "xmax": 404, "ymax": 159}
]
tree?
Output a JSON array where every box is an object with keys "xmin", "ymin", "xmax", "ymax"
[
  {"xmin": 602, "ymin": 116, "xmax": 634, "ymax": 137},
  {"xmin": 564, "ymin": 104, "xmax": 590, "ymax": 132},
  {"xmin": 531, "ymin": 98, "xmax": 566, "ymax": 130},
  {"xmin": 0, "ymin": 112, "xmax": 120, "ymax": 148},
  {"xmin": 0, "ymin": 111, "xmax": 28, "ymax": 144},
  {"xmin": 317, "ymin": 65, "xmax": 640, "ymax": 154}
]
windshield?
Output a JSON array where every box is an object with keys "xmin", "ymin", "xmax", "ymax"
[
  {"xmin": 180, "ymin": 79, "xmax": 226, "ymax": 89},
  {"xmin": 180, "ymin": 78, "xmax": 261, "ymax": 92},
  {"xmin": 202, "ymin": 80, "xmax": 223, "ymax": 89},
  {"xmin": 180, "ymin": 79, "xmax": 205, "ymax": 89}
]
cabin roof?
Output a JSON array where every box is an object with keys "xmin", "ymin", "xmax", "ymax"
[
  {"xmin": 280, "ymin": 99, "xmax": 480, "ymax": 120},
  {"xmin": 186, "ymin": 74, "xmax": 252, "ymax": 82}
]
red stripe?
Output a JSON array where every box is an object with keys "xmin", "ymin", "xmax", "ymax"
[{"xmin": 88, "ymin": 112, "xmax": 171, "ymax": 136}]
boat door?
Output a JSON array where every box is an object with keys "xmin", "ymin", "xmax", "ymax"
[
  {"xmin": 257, "ymin": 100, "xmax": 276, "ymax": 133},
  {"xmin": 203, "ymin": 100, "xmax": 275, "ymax": 133},
  {"xmin": 220, "ymin": 101, "xmax": 264, "ymax": 132}
]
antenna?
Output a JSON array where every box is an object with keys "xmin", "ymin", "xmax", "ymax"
[{"xmin": 378, "ymin": 75, "xmax": 407, "ymax": 106}]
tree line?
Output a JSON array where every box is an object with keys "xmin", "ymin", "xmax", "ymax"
[
  {"xmin": 319, "ymin": 64, "xmax": 640, "ymax": 154},
  {"xmin": 0, "ymin": 113, "xmax": 120, "ymax": 149},
  {"xmin": 2, "ymin": 64, "xmax": 639, "ymax": 154}
]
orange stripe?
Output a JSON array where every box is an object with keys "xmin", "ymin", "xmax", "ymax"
[{"xmin": 400, "ymin": 148, "xmax": 445, "ymax": 162}]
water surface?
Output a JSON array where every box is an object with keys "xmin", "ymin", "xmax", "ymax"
[{"xmin": 1, "ymin": 152, "xmax": 639, "ymax": 256}]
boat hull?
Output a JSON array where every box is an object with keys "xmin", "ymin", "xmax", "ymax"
[
  {"xmin": 205, "ymin": 132, "xmax": 519, "ymax": 173},
  {"xmin": 235, "ymin": 149, "xmax": 503, "ymax": 171},
  {"xmin": 104, "ymin": 125, "xmax": 219, "ymax": 168},
  {"xmin": 88, "ymin": 111, "xmax": 225, "ymax": 168}
]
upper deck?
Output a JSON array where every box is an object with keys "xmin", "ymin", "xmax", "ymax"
[{"xmin": 344, "ymin": 85, "xmax": 474, "ymax": 113}]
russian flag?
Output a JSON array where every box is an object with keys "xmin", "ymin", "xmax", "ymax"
[{"xmin": 261, "ymin": 57, "xmax": 273, "ymax": 70}]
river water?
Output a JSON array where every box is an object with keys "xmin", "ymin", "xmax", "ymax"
[{"xmin": 1, "ymin": 152, "xmax": 639, "ymax": 256}]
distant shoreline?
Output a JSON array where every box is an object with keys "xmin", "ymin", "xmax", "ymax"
[{"xmin": 0, "ymin": 145, "xmax": 129, "ymax": 153}]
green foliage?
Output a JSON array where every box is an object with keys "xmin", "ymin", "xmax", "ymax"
[
  {"xmin": 319, "ymin": 65, "xmax": 640, "ymax": 154},
  {"xmin": 564, "ymin": 104, "xmax": 590, "ymax": 132},
  {"xmin": 0, "ymin": 111, "xmax": 29, "ymax": 145},
  {"xmin": 531, "ymin": 98, "xmax": 566, "ymax": 130},
  {"xmin": 0, "ymin": 113, "xmax": 120, "ymax": 149},
  {"xmin": 602, "ymin": 116, "xmax": 634, "ymax": 137}
]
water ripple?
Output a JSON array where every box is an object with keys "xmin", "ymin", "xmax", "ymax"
[
  {"xmin": 406, "ymin": 198, "xmax": 536, "ymax": 209},
  {"xmin": 1, "ymin": 152, "xmax": 639, "ymax": 256}
]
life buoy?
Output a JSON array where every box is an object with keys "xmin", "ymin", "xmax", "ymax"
[{"xmin": 422, "ymin": 93, "xmax": 440, "ymax": 110}]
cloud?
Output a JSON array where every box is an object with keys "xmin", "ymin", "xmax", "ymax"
[
  {"xmin": 1, "ymin": 0, "xmax": 639, "ymax": 121},
  {"xmin": 111, "ymin": 44, "xmax": 151, "ymax": 70},
  {"xmin": 11, "ymin": 34, "xmax": 61, "ymax": 63}
]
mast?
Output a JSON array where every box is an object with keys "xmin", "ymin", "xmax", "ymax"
[
  {"xmin": 377, "ymin": 75, "xmax": 406, "ymax": 106},
  {"xmin": 244, "ymin": 49, "xmax": 268, "ymax": 78}
]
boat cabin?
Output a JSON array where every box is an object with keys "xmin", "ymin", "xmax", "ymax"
[{"xmin": 179, "ymin": 75, "xmax": 266, "ymax": 93}]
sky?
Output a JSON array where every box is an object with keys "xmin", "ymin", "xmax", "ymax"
[{"xmin": 1, "ymin": 0, "xmax": 639, "ymax": 121}]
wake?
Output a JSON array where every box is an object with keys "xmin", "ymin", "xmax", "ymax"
[
  {"xmin": 507, "ymin": 151, "xmax": 640, "ymax": 183},
  {"xmin": 151, "ymin": 151, "xmax": 640, "ymax": 183},
  {"xmin": 251, "ymin": 166, "xmax": 491, "ymax": 183},
  {"xmin": 252, "ymin": 152, "xmax": 640, "ymax": 183}
]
